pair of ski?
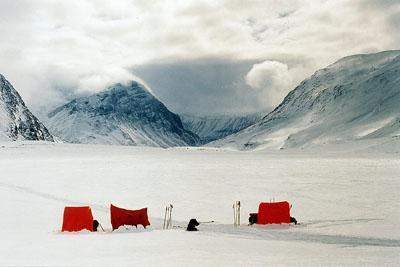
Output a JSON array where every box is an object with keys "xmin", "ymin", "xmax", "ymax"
[
  {"xmin": 163, "ymin": 204, "xmax": 173, "ymax": 229},
  {"xmin": 233, "ymin": 201, "xmax": 241, "ymax": 226}
]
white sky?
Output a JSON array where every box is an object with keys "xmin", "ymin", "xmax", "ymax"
[{"xmin": 0, "ymin": 0, "xmax": 399, "ymax": 115}]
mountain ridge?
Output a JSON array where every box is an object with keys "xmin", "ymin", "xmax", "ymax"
[
  {"xmin": 181, "ymin": 113, "xmax": 264, "ymax": 144},
  {"xmin": 211, "ymin": 50, "xmax": 400, "ymax": 150}
]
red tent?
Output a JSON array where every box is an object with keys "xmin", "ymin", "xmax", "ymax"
[
  {"xmin": 257, "ymin": 201, "xmax": 290, "ymax": 224},
  {"xmin": 110, "ymin": 204, "xmax": 150, "ymax": 230},
  {"xmin": 62, "ymin": 206, "xmax": 94, "ymax": 232}
]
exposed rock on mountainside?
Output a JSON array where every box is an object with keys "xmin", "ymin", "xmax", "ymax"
[{"xmin": 0, "ymin": 74, "xmax": 54, "ymax": 142}]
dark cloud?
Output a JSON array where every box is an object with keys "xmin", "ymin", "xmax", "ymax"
[
  {"xmin": 363, "ymin": 0, "xmax": 400, "ymax": 7},
  {"xmin": 132, "ymin": 59, "xmax": 267, "ymax": 116}
]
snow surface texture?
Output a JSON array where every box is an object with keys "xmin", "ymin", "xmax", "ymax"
[
  {"xmin": 212, "ymin": 51, "xmax": 400, "ymax": 151},
  {"xmin": 181, "ymin": 113, "xmax": 263, "ymax": 144},
  {"xmin": 0, "ymin": 142, "xmax": 399, "ymax": 266},
  {"xmin": 0, "ymin": 74, "xmax": 54, "ymax": 142},
  {"xmin": 46, "ymin": 81, "xmax": 199, "ymax": 147}
]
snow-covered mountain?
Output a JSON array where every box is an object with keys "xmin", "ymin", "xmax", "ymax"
[
  {"xmin": 212, "ymin": 50, "xmax": 400, "ymax": 150},
  {"xmin": 46, "ymin": 81, "xmax": 200, "ymax": 147},
  {"xmin": 0, "ymin": 74, "xmax": 54, "ymax": 142},
  {"xmin": 181, "ymin": 113, "xmax": 263, "ymax": 144}
]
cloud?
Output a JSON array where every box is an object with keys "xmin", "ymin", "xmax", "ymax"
[
  {"xmin": 0, "ymin": 0, "xmax": 399, "ymax": 116},
  {"xmin": 245, "ymin": 61, "xmax": 293, "ymax": 107},
  {"xmin": 246, "ymin": 61, "xmax": 290, "ymax": 90}
]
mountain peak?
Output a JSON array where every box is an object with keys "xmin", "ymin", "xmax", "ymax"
[
  {"xmin": 0, "ymin": 74, "xmax": 54, "ymax": 142},
  {"xmin": 46, "ymin": 80, "xmax": 199, "ymax": 147}
]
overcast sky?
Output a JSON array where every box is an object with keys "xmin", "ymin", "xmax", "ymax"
[{"xmin": 0, "ymin": 0, "xmax": 399, "ymax": 116}]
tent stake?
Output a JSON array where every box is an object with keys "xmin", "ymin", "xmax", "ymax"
[{"xmin": 99, "ymin": 222, "xmax": 105, "ymax": 232}]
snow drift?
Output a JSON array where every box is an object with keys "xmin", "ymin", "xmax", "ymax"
[{"xmin": 212, "ymin": 50, "xmax": 400, "ymax": 150}]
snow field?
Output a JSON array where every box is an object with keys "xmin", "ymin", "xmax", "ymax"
[{"xmin": 0, "ymin": 142, "xmax": 399, "ymax": 266}]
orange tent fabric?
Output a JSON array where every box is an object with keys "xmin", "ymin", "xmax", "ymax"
[
  {"xmin": 110, "ymin": 204, "xmax": 150, "ymax": 230},
  {"xmin": 257, "ymin": 201, "xmax": 290, "ymax": 224},
  {"xmin": 62, "ymin": 206, "xmax": 94, "ymax": 232}
]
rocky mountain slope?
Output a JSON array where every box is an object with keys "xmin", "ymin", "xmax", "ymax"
[
  {"xmin": 0, "ymin": 74, "xmax": 54, "ymax": 142},
  {"xmin": 46, "ymin": 81, "xmax": 199, "ymax": 147},
  {"xmin": 211, "ymin": 50, "xmax": 400, "ymax": 150},
  {"xmin": 181, "ymin": 113, "xmax": 263, "ymax": 144}
]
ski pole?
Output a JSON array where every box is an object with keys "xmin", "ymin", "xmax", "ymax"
[
  {"xmin": 237, "ymin": 201, "xmax": 241, "ymax": 226},
  {"xmin": 168, "ymin": 204, "xmax": 173, "ymax": 229},
  {"xmin": 163, "ymin": 206, "xmax": 168, "ymax": 229},
  {"xmin": 233, "ymin": 203, "xmax": 236, "ymax": 226}
]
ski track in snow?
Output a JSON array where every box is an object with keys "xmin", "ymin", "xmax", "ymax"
[
  {"xmin": 0, "ymin": 181, "xmax": 109, "ymax": 213},
  {"xmin": 199, "ymin": 224, "xmax": 400, "ymax": 248}
]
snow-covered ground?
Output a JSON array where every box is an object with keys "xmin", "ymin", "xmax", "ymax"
[{"xmin": 0, "ymin": 142, "xmax": 399, "ymax": 266}]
